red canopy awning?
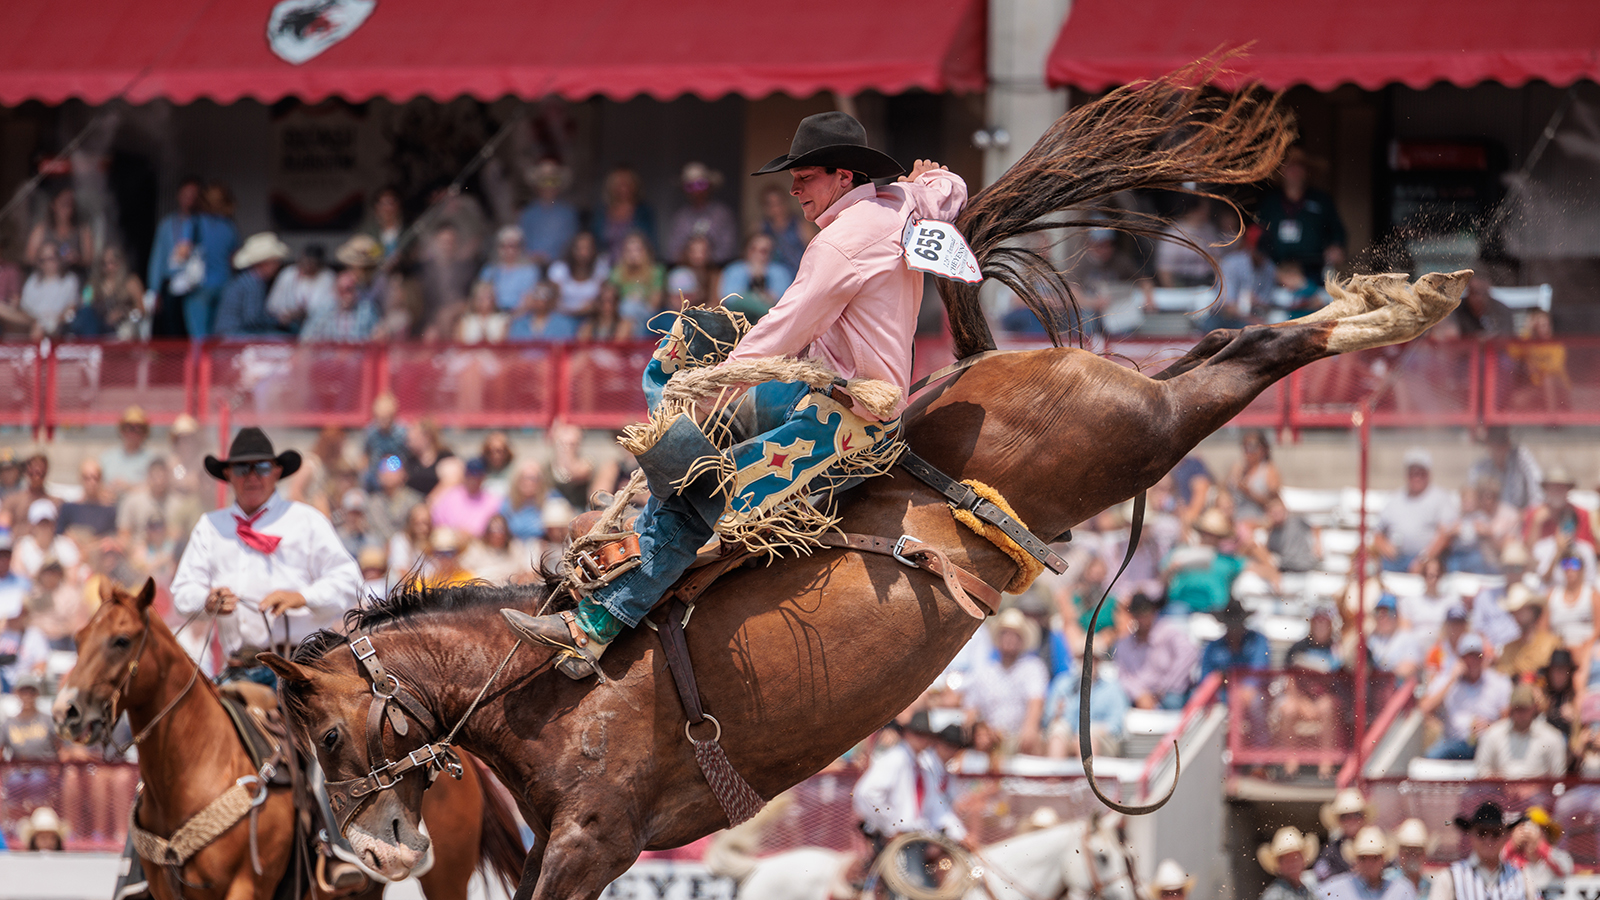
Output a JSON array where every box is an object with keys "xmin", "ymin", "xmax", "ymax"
[
  {"xmin": 0, "ymin": 0, "xmax": 985, "ymax": 106},
  {"xmin": 1046, "ymin": 0, "xmax": 1600, "ymax": 92}
]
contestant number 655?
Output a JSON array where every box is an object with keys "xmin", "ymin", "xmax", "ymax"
[{"xmin": 913, "ymin": 227, "xmax": 946, "ymax": 261}]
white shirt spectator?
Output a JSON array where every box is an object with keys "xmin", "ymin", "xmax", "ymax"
[
  {"xmin": 962, "ymin": 653, "xmax": 1049, "ymax": 738},
  {"xmin": 267, "ymin": 265, "xmax": 338, "ymax": 323},
  {"xmin": 1475, "ymin": 716, "xmax": 1567, "ymax": 778},
  {"xmin": 171, "ymin": 492, "xmax": 362, "ymax": 655},
  {"xmin": 1429, "ymin": 667, "xmax": 1512, "ymax": 743},
  {"xmin": 11, "ymin": 533, "xmax": 81, "ymax": 580},
  {"xmin": 1379, "ymin": 486, "xmax": 1459, "ymax": 561},
  {"xmin": 851, "ymin": 740, "xmax": 966, "ymax": 840},
  {"xmin": 20, "ymin": 270, "xmax": 80, "ymax": 333},
  {"xmin": 1402, "ymin": 587, "xmax": 1460, "ymax": 648},
  {"xmin": 1369, "ymin": 627, "xmax": 1424, "ymax": 674}
]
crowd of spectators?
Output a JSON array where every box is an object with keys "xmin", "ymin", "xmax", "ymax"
[{"xmin": 0, "ymin": 161, "xmax": 816, "ymax": 346}]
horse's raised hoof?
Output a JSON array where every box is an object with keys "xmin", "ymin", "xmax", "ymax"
[{"xmin": 1321, "ymin": 268, "xmax": 1469, "ymax": 354}]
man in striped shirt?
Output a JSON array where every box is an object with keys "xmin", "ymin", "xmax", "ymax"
[{"xmin": 1426, "ymin": 803, "xmax": 1535, "ymax": 900}]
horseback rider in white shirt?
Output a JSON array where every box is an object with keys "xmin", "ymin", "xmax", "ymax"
[{"xmin": 170, "ymin": 427, "xmax": 362, "ymax": 682}]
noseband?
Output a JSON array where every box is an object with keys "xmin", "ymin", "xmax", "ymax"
[{"xmin": 321, "ymin": 632, "xmax": 520, "ymax": 833}]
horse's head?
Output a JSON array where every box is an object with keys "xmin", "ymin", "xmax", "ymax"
[
  {"xmin": 53, "ymin": 577, "xmax": 156, "ymax": 745},
  {"xmin": 1081, "ymin": 812, "xmax": 1137, "ymax": 900},
  {"xmin": 262, "ymin": 646, "xmax": 433, "ymax": 881}
]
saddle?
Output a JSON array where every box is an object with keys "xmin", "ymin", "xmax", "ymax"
[{"xmin": 216, "ymin": 682, "xmax": 293, "ymax": 788}]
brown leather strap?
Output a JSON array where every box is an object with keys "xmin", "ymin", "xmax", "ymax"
[
  {"xmin": 657, "ymin": 599, "xmax": 706, "ymax": 724},
  {"xmin": 818, "ymin": 533, "xmax": 997, "ymax": 619}
]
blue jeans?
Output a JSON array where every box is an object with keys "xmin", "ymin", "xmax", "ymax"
[
  {"xmin": 183, "ymin": 285, "xmax": 221, "ymax": 340},
  {"xmin": 593, "ymin": 494, "xmax": 715, "ymax": 628},
  {"xmin": 1381, "ymin": 552, "xmax": 1418, "ymax": 573},
  {"xmin": 1425, "ymin": 737, "xmax": 1475, "ymax": 760}
]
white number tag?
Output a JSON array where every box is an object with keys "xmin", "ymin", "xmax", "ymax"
[{"xmin": 900, "ymin": 218, "xmax": 982, "ymax": 284}]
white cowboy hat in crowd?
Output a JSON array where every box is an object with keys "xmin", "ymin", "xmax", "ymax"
[
  {"xmin": 1257, "ymin": 826, "xmax": 1320, "ymax": 875},
  {"xmin": 991, "ymin": 607, "xmax": 1041, "ymax": 653},
  {"xmin": 1143, "ymin": 859, "xmax": 1194, "ymax": 900},
  {"xmin": 1395, "ymin": 818, "xmax": 1432, "ymax": 851},
  {"xmin": 232, "ymin": 232, "xmax": 291, "ymax": 270},
  {"xmin": 19, "ymin": 806, "xmax": 65, "ymax": 848},
  {"xmin": 1319, "ymin": 788, "xmax": 1375, "ymax": 834},
  {"xmin": 1341, "ymin": 826, "xmax": 1396, "ymax": 865}
]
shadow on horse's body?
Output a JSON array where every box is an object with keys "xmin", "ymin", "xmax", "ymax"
[
  {"xmin": 265, "ymin": 266, "xmax": 1467, "ymax": 900},
  {"xmin": 52, "ymin": 579, "xmax": 523, "ymax": 900}
]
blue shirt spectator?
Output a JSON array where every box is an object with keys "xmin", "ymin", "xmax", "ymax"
[
  {"xmin": 519, "ymin": 160, "xmax": 581, "ymax": 265},
  {"xmin": 1043, "ymin": 660, "xmax": 1131, "ymax": 756},
  {"xmin": 719, "ymin": 234, "xmax": 793, "ymax": 324},
  {"xmin": 212, "ymin": 234, "xmax": 291, "ymax": 338},
  {"xmin": 481, "ymin": 226, "xmax": 542, "ymax": 311},
  {"xmin": 508, "ymin": 285, "xmax": 582, "ymax": 342},
  {"xmin": 1199, "ymin": 600, "xmax": 1272, "ymax": 688}
]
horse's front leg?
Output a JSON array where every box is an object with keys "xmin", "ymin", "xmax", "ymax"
[
  {"xmin": 512, "ymin": 841, "xmax": 545, "ymax": 900},
  {"xmin": 523, "ymin": 817, "xmax": 639, "ymax": 900}
]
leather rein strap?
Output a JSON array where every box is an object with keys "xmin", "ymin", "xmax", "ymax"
[{"xmin": 897, "ymin": 450, "xmax": 1069, "ymax": 576}]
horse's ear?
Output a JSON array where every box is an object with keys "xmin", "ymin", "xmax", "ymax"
[
  {"xmin": 134, "ymin": 578, "xmax": 156, "ymax": 610},
  {"xmin": 259, "ymin": 652, "xmax": 313, "ymax": 686},
  {"xmin": 98, "ymin": 576, "xmax": 118, "ymax": 606}
]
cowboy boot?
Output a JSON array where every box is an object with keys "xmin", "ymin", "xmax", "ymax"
[{"xmin": 501, "ymin": 598, "xmax": 624, "ymax": 679}]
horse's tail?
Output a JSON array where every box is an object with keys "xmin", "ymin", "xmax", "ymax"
[
  {"xmin": 703, "ymin": 790, "xmax": 796, "ymax": 883},
  {"xmin": 472, "ymin": 756, "xmax": 527, "ymax": 893},
  {"xmin": 939, "ymin": 53, "xmax": 1295, "ymax": 359}
]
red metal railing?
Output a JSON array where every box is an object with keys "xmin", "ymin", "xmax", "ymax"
[
  {"xmin": 1336, "ymin": 676, "xmax": 1417, "ymax": 789},
  {"xmin": 11, "ymin": 335, "xmax": 1600, "ymax": 434},
  {"xmin": 1138, "ymin": 671, "xmax": 1224, "ymax": 800},
  {"xmin": 1224, "ymin": 669, "xmax": 1400, "ymax": 771}
]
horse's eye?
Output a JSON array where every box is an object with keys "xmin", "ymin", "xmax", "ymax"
[
  {"xmin": 322, "ymin": 729, "xmax": 340, "ymax": 752},
  {"xmin": 111, "ymin": 635, "xmax": 131, "ymax": 650}
]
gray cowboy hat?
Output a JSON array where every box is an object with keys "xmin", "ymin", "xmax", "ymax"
[
  {"xmin": 751, "ymin": 112, "xmax": 905, "ymax": 180},
  {"xmin": 204, "ymin": 427, "xmax": 302, "ymax": 481}
]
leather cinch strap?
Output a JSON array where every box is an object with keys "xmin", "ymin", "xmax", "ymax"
[
  {"xmin": 818, "ymin": 533, "xmax": 997, "ymax": 619},
  {"xmin": 896, "ymin": 451, "xmax": 1069, "ymax": 575}
]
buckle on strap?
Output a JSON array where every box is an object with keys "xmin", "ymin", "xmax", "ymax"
[
  {"xmin": 892, "ymin": 535, "xmax": 923, "ymax": 567},
  {"xmin": 406, "ymin": 744, "xmax": 441, "ymax": 771}
]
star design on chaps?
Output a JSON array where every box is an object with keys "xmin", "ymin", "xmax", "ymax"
[{"xmin": 754, "ymin": 438, "xmax": 814, "ymax": 483}]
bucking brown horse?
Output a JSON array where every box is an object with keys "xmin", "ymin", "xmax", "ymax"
[
  {"xmin": 259, "ymin": 65, "xmax": 1470, "ymax": 900},
  {"xmin": 52, "ymin": 578, "xmax": 523, "ymax": 900}
]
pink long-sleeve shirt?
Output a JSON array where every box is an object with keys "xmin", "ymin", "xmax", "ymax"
[{"xmin": 723, "ymin": 170, "xmax": 968, "ymax": 419}]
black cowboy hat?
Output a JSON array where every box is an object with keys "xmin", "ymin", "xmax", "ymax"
[
  {"xmin": 934, "ymin": 723, "xmax": 972, "ymax": 749},
  {"xmin": 204, "ymin": 427, "xmax": 302, "ymax": 481},
  {"xmin": 1452, "ymin": 801, "xmax": 1526, "ymax": 832},
  {"xmin": 901, "ymin": 710, "xmax": 940, "ymax": 737},
  {"xmin": 751, "ymin": 112, "xmax": 905, "ymax": 180},
  {"xmin": 1214, "ymin": 599, "xmax": 1252, "ymax": 626}
]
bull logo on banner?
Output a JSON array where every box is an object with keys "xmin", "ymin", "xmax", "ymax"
[{"xmin": 267, "ymin": 0, "xmax": 376, "ymax": 65}]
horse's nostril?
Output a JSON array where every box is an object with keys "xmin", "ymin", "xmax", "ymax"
[{"xmin": 392, "ymin": 818, "xmax": 403, "ymax": 844}]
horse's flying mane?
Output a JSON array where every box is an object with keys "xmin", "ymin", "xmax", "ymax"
[
  {"xmin": 291, "ymin": 578, "xmax": 554, "ymax": 665},
  {"xmin": 939, "ymin": 55, "xmax": 1295, "ymax": 359}
]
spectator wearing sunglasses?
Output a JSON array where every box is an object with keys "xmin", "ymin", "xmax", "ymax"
[{"xmin": 170, "ymin": 428, "xmax": 361, "ymax": 686}]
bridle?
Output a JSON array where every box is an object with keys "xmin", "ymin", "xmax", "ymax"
[
  {"xmin": 969, "ymin": 820, "xmax": 1138, "ymax": 900},
  {"xmin": 320, "ymin": 630, "xmax": 520, "ymax": 833},
  {"xmin": 100, "ymin": 605, "xmax": 214, "ymax": 754}
]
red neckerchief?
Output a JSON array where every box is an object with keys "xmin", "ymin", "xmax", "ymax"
[{"xmin": 234, "ymin": 505, "xmax": 282, "ymax": 555}]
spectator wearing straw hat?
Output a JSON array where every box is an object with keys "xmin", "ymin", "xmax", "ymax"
[
  {"xmin": 962, "ymin": 608, "xmax": 1049, "ymax": 755},
  {"xmin": 100, "ymin": 405, "xmax": 157, "ymax": 497},
  {"xmin": 1474, "ymin": 683, "xmax": 1567, "ymax": 778},
  {"xmin": 1145, "ymin": 860, "xmax": 1195, "ymax": 900},
  {"xmin": 1258, "ymin": 827, "xmax": 1318, "ymax": 900},
  {"xmin": 1523, "ymin": 466, "xmax": 1593, "ymax": 550},
  {"xmin": 665, "ymin": 162, "xmax": 738, "ymax": 265},
  {"xmin": 519, "ymin": 160, "xmax": 580, "ymax": 266},
  {"xmin": 1322, "ymin": 827, "xmax": 1414, "ymax": 900},
  {"xmin": 213, "ymin": 233, "xmax": 291, "ymax": 338},
  {"xmin": 1393, "ymin": 819, "xmax": 1433, "ymax": 896},
  {"xmin": 12, "ymin": 499, "xmax": 80, "ymax": 580},
  {"xmin": 1429, "ymin": 803, "xmax": 1534, "ymax": 900},
  {"xmin": 18, "ymin": 806, "xmax": 65, "ymax": 851},
  {"xmin": 1165, "ymin": 508, "xmax": 1278, "ymax": 615},
  {"xmin": 1316, "ymin": 788, "xmax": 1375, "ymax": 880},
  {"xmin": 1503, "ymin": 807, "xmax": 1571, "ymax": 891},
  {"xmin": 1494, "ymin": 586, "xmax": 1559, "ymax": 679}
]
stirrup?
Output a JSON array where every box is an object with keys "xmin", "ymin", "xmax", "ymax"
[
  {"xmin": 501, "ymin": 609, "xmax": 610, "ymax": 681},
  {"xmin": 316, "ymin": 854, "xmax": 369, "ymax": 894}
]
